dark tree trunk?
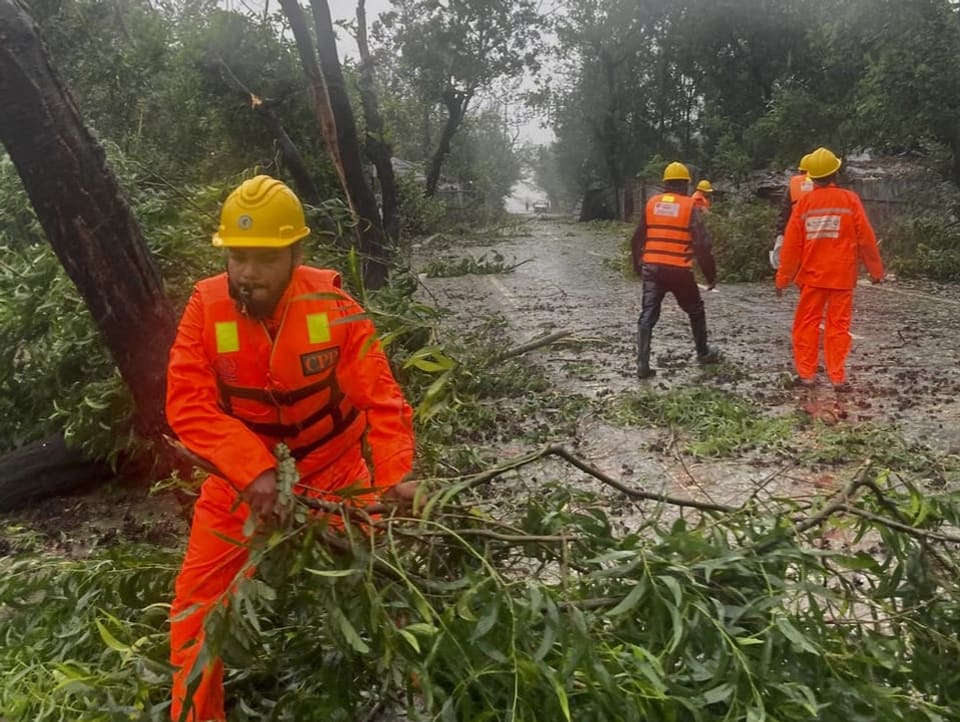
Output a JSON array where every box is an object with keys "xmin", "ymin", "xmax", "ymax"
[
  {"xmin": 278, "ymin": 0, "xmax": 390, "ymax": 290},
  {"xmin": 0, "ymin": 435, "xmax": 113, "ymax": 511},
  {"xmin": 426, "ymin": 87, "xmax": 471, "ymax": 198},
  {"xmin": 356, "ymin": 0, "xmax": 399, "ymax": 243},
  {"xmin": 0, "ymin": 0, "xmax": 177, "ymax": 440},
  {"xmin": 309, "ymin": 0, "xmax": 389, "ymax": 289},
  {"xmin": 599, "ymin": 51, "xmax": 622, "ymax": 218},
  {"xmin": 213, "ymin": 58, "xmax": 320, "ymax": 206}
]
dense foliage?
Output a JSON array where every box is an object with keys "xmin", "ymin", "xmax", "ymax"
[
  {"xmin": 534, "ymin": 0, "xmax": 960, "ymax": 210},
  {"xmin": 3, "ymin": 415, "xmax": 960, "ymax": 720}
]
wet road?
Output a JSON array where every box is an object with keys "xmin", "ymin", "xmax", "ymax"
[{"xmin": 417, "ymin": 217, "xmax": 960, "ymax": 506}]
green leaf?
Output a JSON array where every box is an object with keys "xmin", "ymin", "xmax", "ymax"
[
  {"xmin": 331, "ymin": 608, "xmax": 370, "ymax": 654},
  {"xmin": 540, "ymin": 664, "xmax": 571, "ymax": 721},
  {"xmin": 403, "ymin": 622, "xmax": 438, "ymax": 636},
  {"xmin": 471, "ymin": 599, "xmax": 500, "ymax": 641},
  {"xmin": 305, "ymin": 568, "xmax": 362, "ymax": 578},
  {"xmin": 95, "ymin": 619, "xmax": 130, "ymax": 654},
  {"xmin": 775, "ymin": 617, "xmax": 819, "ymax": 655},
  {"xmin": 608, "ymin": 581, "xmax": 646, "ymax": 617},
  {"xmin": 399, "ymin": 629, "xmax": 420, "ymax": 653},
  {"xmin": 703, "ymin": 682, "xmax": 735, "ymax": 705}
]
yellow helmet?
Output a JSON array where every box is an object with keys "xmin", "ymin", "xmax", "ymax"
[
  {"xmin": 212, "ymin": 175, "xmax": 310, "ymax": 248},
  {"xmin": 805, "ymin": 147, "xmax": 842, "ymax": 180},
  {"xmin": 662, "ymin": 161, "xmax": 691, "ymax": 182},
  {"xmin": 696, "ymin": 179, "xmax": 713, "ymax": 193},
  {"xmin": 798, "ymin": 153, "xmax": 813, "ymax": 172}
]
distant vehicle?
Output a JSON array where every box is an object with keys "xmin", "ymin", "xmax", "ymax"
[{"xmin": 532, "ymin": 200, "xmax": 550, "ymax": 213}]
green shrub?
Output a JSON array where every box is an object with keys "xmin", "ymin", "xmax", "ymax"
[
  {"xmin": 397, "ymin": 174, "xmax": 445, "ymax": 238},
  {"xmin": 880, "ymin": 201, "xmax": 960, "ymax": 281},
  {"xmin": 705, "ymin": 196, "xmax": 778, "ymax": 282}
]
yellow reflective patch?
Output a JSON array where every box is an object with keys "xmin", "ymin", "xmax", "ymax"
[
  {"xmin": 662, "ymin": 194, "xmax": 675, "ymax": 201},
  {"xmin": 307, "ymin": 312, "xmax": 330, "ymax": 344},
  {"xmin": 215, "ymin": 321, "xmax": 239, "ymax": 353}
]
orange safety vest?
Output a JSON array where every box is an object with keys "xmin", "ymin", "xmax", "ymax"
[
  {"xmin": 691, "ymin": 190, "xmax": 711, "ymax": 211},
  {"xmin": 167, "ymin": 265, "xmax": 414, "ymax": 490},
  {"xmin": 643, "ymin": 193, "xmax": 695, "ymax": 268},
  {"xmin": 789, "ymin": 173, "xmax": 814, "ymax": 203},
  {"xmin": 199, "ymin": 268, "xmax": 365, "ymax": 467}
]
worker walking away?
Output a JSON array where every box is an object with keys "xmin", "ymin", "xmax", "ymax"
[
  {"xmin": 692, "ymin": 179, "xmax": 713, "ymax": 212},
  {"xmin": 631, "ymin": 161, "xmax": 721, "ymax": 379},
  {"xmin": 770, "ymin": 153, "xmax": 814, "ymax": 269},
  {"xmin": 775, "ymin": 147, "xmax": 885, "ymax": 391},
  {"xmin": 165, "ymin": 175, "xmax": 417, "ymax": 721}
]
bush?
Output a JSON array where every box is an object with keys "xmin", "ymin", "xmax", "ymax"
[
  {"xmin": 705, "ymin": 196, "xmax": 778, "ymax": 283},
  {"xmin": 880, "ymin": 191, "xmax": 960, "ymax": 281},
  {"xmin": 397, "ymin": 174, "xmax": 446, "ymax": 238}
]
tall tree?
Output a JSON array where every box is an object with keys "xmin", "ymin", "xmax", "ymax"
[
  {"xmin": 0, "ymin": 0, "xmax": 177, "ymax": 440},
  {"xmin": 0, "ymin": 0, "xmax": 178, "ymax": 505},
  {"xmin": 280, "ymin": 0, "xmax": 390, "ymax": 289},
  {"xmin": 382, "ymin": 0, "xmax": 543, "ymax": 196},
  {"xmin": 547, "ymin": 0, "xmax": 680, "ymax": 207},
  {"xmin": 840, "ymin": 0, "xmax": 960, "ymax": 183},
  {"xmin": 357, "ymin": 0, "xmax": 399, "ymax": 242},
  {"xmin": 212, "ymin": 57, "xmax": 321, "ymax": 205}
]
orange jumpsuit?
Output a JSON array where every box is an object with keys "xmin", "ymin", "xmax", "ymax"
[
  {"xmin": 775, "ymin": 183, "xmax": 884, "ymax": 384},
  {"xmin": 165, "ymin": 266, "xmax": 414, "ymax": 721},
  {"xmin": 691, "ymin": 190, "xmax": 711, "ymax": 212}
]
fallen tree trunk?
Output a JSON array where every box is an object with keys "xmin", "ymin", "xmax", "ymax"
[{"xmin": 0, "ymin": 434, "xmax": 114, "ymax": 511}]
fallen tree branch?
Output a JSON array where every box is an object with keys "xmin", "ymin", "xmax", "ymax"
[
  {"xmin": 753, "ymin": 461, "xmax": 873, "ymax": 554},
  {"xmin": 839, "ymin": 504, "xmax": 960, "ymax": 545},
  {"xmin": 497, "ymin": 330, "xmax": 574, "ymax": 360},
  {"xmin": 543, "ymin": 445, "xmax": 737, "ymax": 513}
]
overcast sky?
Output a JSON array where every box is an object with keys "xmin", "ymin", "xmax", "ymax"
[{"xmin": 327, "ymin": 0, "xmax": 553, "ymax": 145}]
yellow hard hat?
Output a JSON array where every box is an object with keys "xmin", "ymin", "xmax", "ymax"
[
  {"xmin": 212, "ymin": 175, "xmax": 310, "ymax": 248},
  {"xmin": 662, "ymin": 161, "xmax": 691, "ymax": 182},
  {"xmin": 805, "ymin": 147, "xmax": 842, "ymax": 180},
  {"xmin": 696, "ymin": 179, "xmax": 713, "ymax": 193},
  {"xmin": 798, "ymin": 153, "xmax": 813, "ymax": 172}
]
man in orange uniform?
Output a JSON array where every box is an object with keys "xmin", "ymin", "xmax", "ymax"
[
  {"xmin": 631, "ymin": 161, "xmax": 720, "ymax": 379},
  {"xmin": 775, "ymin": 147, "xmax": 885, "ymax": 390},
  {"xmin": 691, "ymin": 179, "xmax": 713, "ymax": 212},
  {"xmin": 770, "ymin": 153, "xmax": 813, "ymax": 269},
  {"xmin": 165, "ymin": 175, "xmax": 417, "ymax": 721}
]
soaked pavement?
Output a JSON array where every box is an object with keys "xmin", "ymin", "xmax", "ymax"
[{"xmin": 416, "ymin": 217, "xmax": 960, "ymax": 510}]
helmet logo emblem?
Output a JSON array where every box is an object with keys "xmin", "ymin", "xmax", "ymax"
[{"xmin": 237, "ymin": 214, "xmax": 253, "ymax": 230}]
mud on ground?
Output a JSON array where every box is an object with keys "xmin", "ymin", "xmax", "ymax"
[{"xmin": 414, "ymin": 217, "xmax": 960, "ymax": 523}]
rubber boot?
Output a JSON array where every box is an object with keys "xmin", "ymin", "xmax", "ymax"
[
  {"xmin": 637, "ymin": 327, "xmax": 656, "ymax": 379},
  {"xmin": 690, "ymin": 314, "xmax": 721, "ymax": 365}
]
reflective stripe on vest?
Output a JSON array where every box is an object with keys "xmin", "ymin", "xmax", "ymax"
[
  {"xmin": 801, "ymin": 207, "xmax": 852, "ymax": 240},
  {"xmin": 643, "ymin": 193, "xmax": 695, "ymax": 268},
  {"xmin": 199, "ymin": 269, "xmax": 365, "ymax": 464}
]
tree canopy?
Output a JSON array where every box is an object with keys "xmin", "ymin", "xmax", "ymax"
[{"xmin": 536, "ymin": 0, "xmax": 960, "ymax": 206}]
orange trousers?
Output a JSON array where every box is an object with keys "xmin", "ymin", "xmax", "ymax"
[
  {"xmin": 791, "ymin": 285, "xmax": 854, "ymax": 384},
  {"xmin": 169, "ymin": 448, "xmax": 370, "ymax": 722}
]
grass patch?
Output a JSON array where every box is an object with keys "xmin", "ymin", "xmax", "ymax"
[
  {"xmin": 604, "ymin": 386, "xmax": 796, "ymax": 458},
  {"xmin": 803, "ymin": 421, "xmax": 960, "ymax": 482}
]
